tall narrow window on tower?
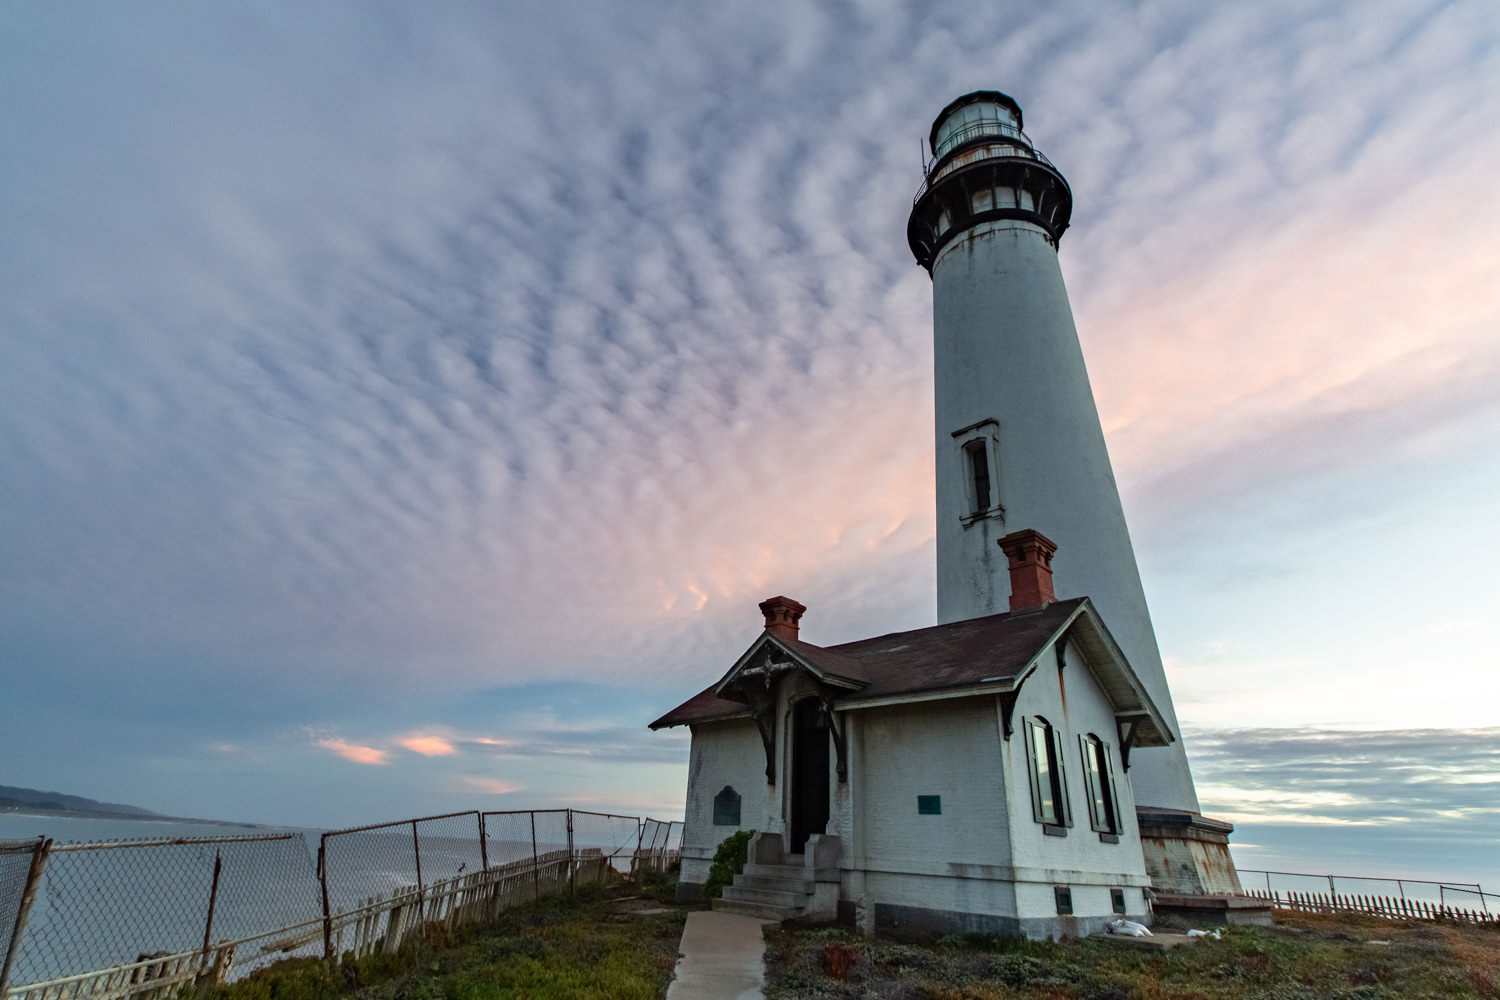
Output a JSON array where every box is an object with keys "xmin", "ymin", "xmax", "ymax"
[
  {"xmin": 966, "ymin": 441, "xmax": 991, "ymax": 514},
  {"xmin": 952, "ymin": 419, "xmax": 1002, "ymax": 525}
]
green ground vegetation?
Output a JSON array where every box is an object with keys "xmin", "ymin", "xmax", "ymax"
[
  {"xmin": 764, "ymin": 910, "xmax": 1500, "ymax": 1000},
  {"xmin": 202, "ymin": 878, "xmax": 685, "ymax": 1000}
]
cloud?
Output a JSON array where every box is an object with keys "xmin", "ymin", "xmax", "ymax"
[
  {"xmin": 469, "ymin": 716, "xmax": 691, "ymax": 766},
  {"xmin": 5, "ymin": 0, "xmax": 1495, "ymax": 702},
  {"xmin": 1, "ymin": 0, "xmax": 1496, "ymax": 827},
  {"xmin": 1186, "ymin": 725, "xmax": 1500, "ymax": 886},
  {"xmin": 397, "ymin": 733, "xmax": 457, "ymax": 756},
  {"xmin": 315, "ymin": 738, "xmax": 389, "ymax": 766},
  {"xmin": 1189, "ymin": 726, "xmax": 1500, "ymax": 827},
  {"xmin": 460, "ymin": 776, "xmax": 523, "ymax": 796},
  {"xmin": 558, "ymin": 792, "xmax": 686, "ymax": 815}
]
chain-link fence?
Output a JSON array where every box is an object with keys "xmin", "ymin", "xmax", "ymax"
[
  {"xmin": 569, "ymin": 811, "xmax": 640, "ymax": 876},
  {"xmin": 1238, "ymin": 868, "xmax": 1484, "ymax": 906},
  {"xmin": 635, "ymin": 818, "xmax": 682, "ymax": 876},
  {"xmin": 0, "ymin": 839, "xmax": 47, "ymax": 995},
  {"xmin": 2, "ymin": 809, "xmax": 681, "ymax": 1000},
  {"xmin": 2, "ymin": 833, "xmax": 322, "ymax": 998},
  {"xmin": 1440, "ymin": 885, "xmax": 1496, "ymax": 914},
  {"xmin": 1238, "ymin": 867, "xmax": 1496, "ymax": 924}
]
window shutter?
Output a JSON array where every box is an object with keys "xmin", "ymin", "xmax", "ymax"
[
  {"xmin": 1078, "ymin": 733, "xmax": 1100, "ymax": 830},
  {"xmin": 1024, "ymin": 718, "xmax": 1046, "ymax": 824},
  {"xmin": 1051, "ymin": 725, "xmax": 1073, "ymax": 827},
  {"xmin": 1102, "ymin": 741, "xmax": 1121, "ymax": 834}
]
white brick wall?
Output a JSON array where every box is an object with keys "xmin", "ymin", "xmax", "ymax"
[
  {"xmin": 674, "ymin": 635, "xmax": 1151, "ymax": 929},
  {"xmin": 680, "ymin": 718, "xmax": 776, "ymax": 885},
  {"xmin": 1003, "ymin": 637, "xmax": 1152, "ymax": 911},
  {"xmin": 854, "ymin": 699, "xmax": 1011, "ymax": 874}
]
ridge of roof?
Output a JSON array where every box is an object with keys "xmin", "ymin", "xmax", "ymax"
[{"xmin": 649, "ymin": 598, "xmax": 1086, "ymax": 730}]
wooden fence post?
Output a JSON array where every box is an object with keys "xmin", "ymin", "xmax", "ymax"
[{"xmin": 567, "ymin": 811, "xmax": 575, "ymax": 896}]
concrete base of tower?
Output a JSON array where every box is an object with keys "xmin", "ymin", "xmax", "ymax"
[{"xmin": 1135, "ymin": 807, "xmax": 1244, "ymax": 896}]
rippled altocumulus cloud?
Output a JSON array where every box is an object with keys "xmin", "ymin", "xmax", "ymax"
[{"xmin": 1, "ymin": 0, "xmax": 1496, "ymax": 746}]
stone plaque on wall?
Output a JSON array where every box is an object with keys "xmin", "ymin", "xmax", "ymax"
[{"xmin": 713, "ymin": 785, "xmax": 741, "ymax": 825}]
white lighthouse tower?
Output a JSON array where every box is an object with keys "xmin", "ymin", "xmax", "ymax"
[{"xmin": 909, "ymin": 91, "xmax": 1241, "ymax": 894}]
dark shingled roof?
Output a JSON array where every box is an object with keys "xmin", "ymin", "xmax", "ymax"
[{"xmin": 649, "ymin": 598, "xmax": 1086, "ymax": 729}]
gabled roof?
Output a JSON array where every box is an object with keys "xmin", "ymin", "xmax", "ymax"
[
  {"xmin": 648, "ymin": 598, "xmax": 1175, "ymax": 746},
  {"xmin": 712, "ymin": 632, "xmax": 867, "ymax": 698}
]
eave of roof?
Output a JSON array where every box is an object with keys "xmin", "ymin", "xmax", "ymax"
[{"xmin": 648, "ymin": 597, "xmax": 1176, "ymax": 746}]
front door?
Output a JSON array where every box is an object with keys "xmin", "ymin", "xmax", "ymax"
[{"xmin": 789, "ymin": 698, "xmax": 830, "ymax": 854}]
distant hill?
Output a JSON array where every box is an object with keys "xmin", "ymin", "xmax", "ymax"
[{"xmin": 0, "ymin": 784, "xmax": 165, "ymax": 819}]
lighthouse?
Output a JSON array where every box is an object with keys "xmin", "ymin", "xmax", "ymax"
[{"xmin": 909, "ymin": 91, "xmax": 1240, "ymax": 893}]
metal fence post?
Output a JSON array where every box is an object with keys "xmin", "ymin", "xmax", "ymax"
[
  {"xmin": 529, "ymin": 813, "xmax": 539, "ymax": 902},
  {"xmin": 567, "ymin": 811, "xmax": 575, "ymax": 896},
  {"xmin": 201, "ymin": 850, "xmax": 223, "ymax": 955},
  {"xmin": 411, "ymin": 821, "xmax": 424, "ymax": 915},
  {"xmin": 0, "ymin": 837, "xmax": 50, "ymax": 997},
  {"xmin": 318, "ymin": 835, "xmax": 334, "ymax": 962},
  {"xmin": 479, "ymin": 813, "xmax": 489, "ymax": 872}
]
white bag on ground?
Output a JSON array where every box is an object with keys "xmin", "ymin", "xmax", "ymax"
[{"xmin": 1107, "ymin": 918, "xmax": 1152, "ymax": 936}]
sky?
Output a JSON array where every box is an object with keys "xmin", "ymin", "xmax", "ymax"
[{"xmin": 2, "ymin": 0, "xmax": 1497, "ymax": 890}]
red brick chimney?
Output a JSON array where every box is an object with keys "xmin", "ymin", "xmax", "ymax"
[
  {"xmin": 997, "ymin": 529, "xmax": 1058, "ymax": 612},
  {"xmin": 759, "ymin": 596, "xmax": 806, "ymax": 642}
]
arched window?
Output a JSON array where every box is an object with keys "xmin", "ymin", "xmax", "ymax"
[
  {"xmin": 1079, "ymin": 734, "xmax": 1121, "ymax": 837},
  {"xmin": 1024, "ymin": 716, "xmax": 1071, "ymax": 831}
]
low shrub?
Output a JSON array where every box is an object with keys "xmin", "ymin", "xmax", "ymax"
[{"xmin": 702, "ymin": 829, "xmax": 755, "ymax": 900}]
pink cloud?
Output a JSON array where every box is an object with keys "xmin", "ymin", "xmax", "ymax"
[
  {"xmin": 397, "ymin": 733, "xmax": 457, "ymax": 756},
  {"xmin": 461, "ymin": 776, "xmax": 523, "ymax": 795},
  {"xmin": 317, "ymin": 738, "xmax": 388, "ymax": 766}
]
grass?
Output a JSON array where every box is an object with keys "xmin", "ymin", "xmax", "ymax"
[
  {"xmin": 202, "ymin": 877, "xmax": 687, "ymax": 1000},
  {"xmin": 764, "ymin": 910, "xmax": 1500, "ymax": 999}
]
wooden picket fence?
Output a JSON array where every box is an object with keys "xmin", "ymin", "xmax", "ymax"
[
  {"xmin": 329, "ymin": 849, "xmax": 580, "ymax": 961},
  {"xmin": 2, "ymin": 948, "xmax": 238, "ymax": 1000},
  {"xmin": 1246, "ymin": 888, "xmax": 1495, "ymax": 924}
]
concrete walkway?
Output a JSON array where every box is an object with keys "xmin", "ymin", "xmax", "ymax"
[{"xmin": 665, "ymin": 910, "xmax": 775, "ymax": 1000}]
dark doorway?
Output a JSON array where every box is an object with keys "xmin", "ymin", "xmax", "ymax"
[{"xmin": 790, "ymin": 698, "xmax": 830, "ymax": 854}]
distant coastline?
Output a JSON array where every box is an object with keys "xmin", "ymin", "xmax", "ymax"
[
  {"xmin": 0, "ymin": 785, "xmax": 265, "ymax": 830},
  {"xmin": 0, "ymin": 805, "xmax": 266, "ymax": 828}
]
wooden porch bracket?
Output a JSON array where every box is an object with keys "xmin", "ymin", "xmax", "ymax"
[
  {"xmin": 819, "ymin": 699, "xmax": 848, "ymax": 782},
  {"xmin": 996, "ymin": 672, "xmax": 1033, "ymax": 740},
  {"xmin": 1117, "ymin": 716, "xmax": 1143, "ymax": 771}
]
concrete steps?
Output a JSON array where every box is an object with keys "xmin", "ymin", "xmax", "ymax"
[
  {"xmin": 720, "ymin": 885, "xmax": 804, "ymax": 909},
  {"xmin": 713, "ymin": 860, "xmax": 815, "ymax": 922},
  {"xmin": 711, "ymin": 897, "xmax": 793, "ymax": 921}
]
